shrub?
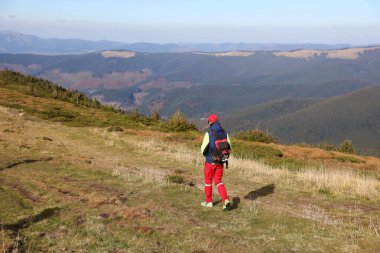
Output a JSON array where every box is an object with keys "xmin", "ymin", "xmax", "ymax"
[
  {"xmin": 166, "ymin": 111, "xmax": 197, "ymax": 132},
  {"xmin": 165, "ymin": 175, "xmax": 184, "ymax": 184},
  {"xmin": 235, "ymin": 129, "xmax": 278, "ymax": 144},
  {"xmin": 130, "ymin": 108, "xmax": 141, "ymax": 120},
  {"xmin": 41, "ymin": 107, "xmax": 79, "ymax": 121},
  {"xmin": 150, "ymin": 111, "xmax": 161, "ymax": 121},
  {"xmin": 318, "ymin": 140, "xmax": 339, "ymax": 151},
  {"xmin": 107, "ymin": 126, "xmax": 123, "ymax": 132},
  {"xmin": 318, "ymin": 186, "xmax": 332, "ymax": 196},
  {"xmin": 340, "ymin": 139, "xmax": 355, "ymax": 154},
  {"xmin": 232, "ymin": 141, "xmax": 283, "ymax": 160}
]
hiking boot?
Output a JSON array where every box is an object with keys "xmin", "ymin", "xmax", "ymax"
[
  {"xmin": 223, "ymin": 199, "xmax": 232, "ymax": 211},
  {"xmin": 201, "ymin": 201, "xmax": 213, "ymax": 207}
]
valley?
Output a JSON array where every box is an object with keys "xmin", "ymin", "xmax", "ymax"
[{"xmin": 1, "ymin": 45, "xmax": 380, "ymax": 155}]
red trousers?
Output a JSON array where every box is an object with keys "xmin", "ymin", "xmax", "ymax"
[{"xmin": 204, "ymin": 162, "xmax": 229, "ymax": 203}]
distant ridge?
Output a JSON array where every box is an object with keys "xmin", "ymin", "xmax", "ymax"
[{"xmin": 0, "ymin": 30, "xmax": 355, "ymax": 54}]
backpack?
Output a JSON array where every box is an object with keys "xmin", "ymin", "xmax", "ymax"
[{"xmin": 209, "ymin": 129, "xmax": 231, "ymax": 166}]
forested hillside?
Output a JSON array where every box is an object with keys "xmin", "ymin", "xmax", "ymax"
[{"xmin": 223, "ymin": 87, "xmax": 380, "ymax": 156}]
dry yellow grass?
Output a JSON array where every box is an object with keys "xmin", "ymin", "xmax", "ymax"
[
  {"xmin": 230, "ymin": 156, "xmax": 380, "ymax": 199},
  {"xmin": 1, "ymin": 102, "xmax": 379, "ymax": 201},
  {"xmin": 273, "ymin": 46, "xmax": 380, "ymax": 60},
  {"xmin": 114, "ymin": 134, "xmax": 380, "ymax": 200},
  {"xmin": 193, "ymin": 51, "xmax": 255, "ymax": 57},
  {"xmin": 273, "ymin": 49, "xmax": 322, "ymax": 59},
  {"xmin": 326, "ymin": 46, "xmax": 380, "ymax": 59},
  {"xmin": 100, "ymin": 50, "xmax": 136, "ymax": 58},
  {"xmin": 298, "ymin": 168, "xmax": 380, "ymax": 199},
  {"xmin": 112, "ymin": 165, "xmax": 169, "ymax": 184},
  {"xmin": 276, "ymin": 144, "xmax": 335, "ymax": 160},
  {"xmin": 229, "ymin": 156, "xmax": 290, "ymax": 181},
  {"xmin": 254, "ymin": 141, "xmax": 380, "ymax": 172}
]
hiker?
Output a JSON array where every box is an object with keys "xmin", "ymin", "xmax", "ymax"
[{"xmin": 200, "ymin": 114, "xmax": 232, "ymax": 211}]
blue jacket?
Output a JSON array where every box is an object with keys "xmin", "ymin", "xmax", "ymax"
[{"xmin": 200, "ymin": 122, "xmax": 232, "ymax": 164}]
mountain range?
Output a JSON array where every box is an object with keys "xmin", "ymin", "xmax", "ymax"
[
  {"xmin": 1, "ymin": 37, "xmax": 380, "ymax": 155},
  {"xmin": 0, "ymin": 31, "xmax": 354, "ymax": 54}
]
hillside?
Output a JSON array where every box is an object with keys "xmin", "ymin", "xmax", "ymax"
[
  {"xmin": 1, "ymin": 48, "xmax": 380, "ymax": 157},
  {"xmin": 1, "ymin": 47, "xmax": 379, "ymax": 117},
  {"xmin": 224, "ymin": 86, "xmax": 380, "ymax": 156},
  {"xmin": 1, "ymin": 72, "xmax": 380, "ymax": 252},
  {"xmin": 222, "ymin": 98, "xmax": 321, "ymax": 129},
  {"xmin": 0, "ymin": 70, "xmax": 196, "ymax": 132},
  {"xmin": 266, "ymin": 86, "xmax": 380, "ymax": 155},
  {"xmin": 140, "ymin": 79, "xmax": 375, "ymax": 117}
]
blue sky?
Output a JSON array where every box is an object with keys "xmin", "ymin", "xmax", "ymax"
[{"xmin": 1, "ymin": 0, "xmax": 380, "ymax": 44}]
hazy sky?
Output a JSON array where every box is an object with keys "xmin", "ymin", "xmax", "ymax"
[{"xmin": 1, "ymin": 0, "xmax": 380, "ymax": 44}]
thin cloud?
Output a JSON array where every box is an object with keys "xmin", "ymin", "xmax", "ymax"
[
  {"xmin": 8, "ymin": 15, "xmax": 16, "ymax": 19},
  {"xmin": 57, "ymin": 19, "xmax": 89, "ymax": 24}
]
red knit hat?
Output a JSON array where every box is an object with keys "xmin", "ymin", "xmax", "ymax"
[{"xmin": 208, "ymin": 114, "xmax": 219, "ymax": 123}]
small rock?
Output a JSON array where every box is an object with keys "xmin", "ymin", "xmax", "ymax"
[
  {"xmin": 76, "ymin": 215, "xmax": 86, "ymax": 225},
  {"xmin": 99, "ymin": 213, "xmax": 110, "ymax": 219}
]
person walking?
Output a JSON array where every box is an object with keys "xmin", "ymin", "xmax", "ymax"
[{"xmin": 200, "ymin": 114, "xmax": 232, "ymax": 211}]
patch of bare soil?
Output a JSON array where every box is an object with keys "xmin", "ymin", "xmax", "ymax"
[{"xmin": 120, "ymin": 207, "xmax": 152, "ymax": 220}]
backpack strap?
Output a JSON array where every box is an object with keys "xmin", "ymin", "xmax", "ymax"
[
  {"xmin": 209, "ymin": 128, "xmax": 226, "ymax": 140},
  {"xmin": 209, "ymin": 129, "xmax": 219, "ymax": 140}
]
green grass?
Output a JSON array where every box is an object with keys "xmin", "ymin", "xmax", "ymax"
[
  {"xmin": 335, "ymin": 156, "xmax": 363, "ymax": 163},
  {"xmin": 232, "ymin": 141, "xmax": 283, "ymax": 160}
]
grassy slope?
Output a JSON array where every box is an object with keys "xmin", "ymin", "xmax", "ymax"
[{"xmin": 1, "ymin": 91, "xmax": 380, "ymax": 252}]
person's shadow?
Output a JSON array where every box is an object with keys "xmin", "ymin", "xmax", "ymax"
[
  {"xmin": 213, "ymin": 197, "xmax": 240, "ymax": 210},
  {"xmin": 243, "ymin": 183, "xmax": 275, "ymax": 200},
  {"xmin": 2, "ymin": 207, "xmax": 60, "ymax": 252},
  {"xmin": 213, "ymin": 183, "xmax": 275, "ymax": 210},
  {"xmin": 231, "ymin": 197, "xmax": 240, "ymax": 210}
]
